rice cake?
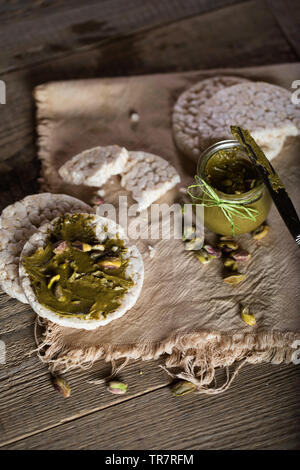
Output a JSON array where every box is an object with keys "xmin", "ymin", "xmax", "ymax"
[
  {"xmin": 59, "ymin": 145, "xmax": 129, "ymax": 187},
  {"xmin": 197, "ymin": 82, "xmax": 300, "ymax": 160},
  {"xmin": 172, "ymin": 76, "xmax": 250, "ymax": 160},
  {"xmin": 120, "ymin": 151, "xmax": 181, "ymax": 211},
  {"xmin": 0, "ymin": 193, "xmax": 93, "ymax": 303}
]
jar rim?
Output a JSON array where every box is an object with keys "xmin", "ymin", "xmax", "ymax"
[{"xmin": 196, "ymin": 139, "xmax": 265, "ymax": 204}]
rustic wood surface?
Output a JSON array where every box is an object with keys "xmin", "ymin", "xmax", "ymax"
[{"xmin": 0, "ymin": 0, "xmax": 299, "ymax": 450}]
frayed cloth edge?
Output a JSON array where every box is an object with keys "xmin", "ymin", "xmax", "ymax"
[{"xmin": 33, "ymin": 318, "xmax": 299, "ymax": 395}]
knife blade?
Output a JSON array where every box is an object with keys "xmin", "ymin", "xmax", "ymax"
[{"xmin": 231, "ymin": 126, "xmax": 300, "ymax": 247}]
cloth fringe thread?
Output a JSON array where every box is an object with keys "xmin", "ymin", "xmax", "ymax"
[{"xmin": 33, "ymin": 318, "xmax": 298, "ymax": 395}]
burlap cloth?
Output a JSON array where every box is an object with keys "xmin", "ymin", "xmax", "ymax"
[{"xmin": 34, "ymin": 63, "xmax": 300, "ymax": 393}]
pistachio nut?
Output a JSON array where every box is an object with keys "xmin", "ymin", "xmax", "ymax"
[
  {"xmin": 223, "ymin": 273, "xmax": 246, "ymax": 285},
  {"xmin": 72, "ymin": 241, "xmax": 92, "ymax": 252},
  {"xmin": 53, "ymin": 240, "xmax": 68, "ymax": 254},
  {"xmin": 98, "ymin": 257, "xmax": 121, "ymax": 269},
  {"xmin": 182, "ymin": 225, "xmax": 196, "ymax": 241},
  {"xmin": 53, "ymin": 284, "xmax": 66, "ymax": 302},
  {"xmin": 223, "ymin": 259, "xmax": 238, "ymax": 271},
  {"xmin": 240, "ymin": 306, "xmax": 256, "ymax": 326},
  {"xmin": 222, "ymin": 179, "xmax": 233, "ymax": 187},
  {"xmin": 203, "ymin": 244, "xmax": 222, "ymax": 258},
  {"xmin": 231, "ymin": 250, "xmax": 251, "ymax": 262},
  {"xmin": 195, "ymin": 249, "xmax": 212, "ymax": 265},
  {"xmin": 171, "ymin": 380, "xmax": 196, "ymax": 397},
  {"xmin": 90, "ymin": 252, "xmax": 103, "ymax": 260},
  {"xmin": 91, "ymin": 195, "xmax": 104, "ymax": 206},
  {"xmin": 92, "ymin": 244, "xmax": 105, "ymax": 251},
  {"xmin": 217, "ymin": 239, "xmax": 239, "ymax": 252},
  {"xmin": 52, "ymin": 375, "xmax": 71, "ymax": 398},
  {"xmin": 219, "ymin": 236, "xmax": 236, "ymax": 241},
  {"xmin": 107, "ymin": 381, "xmax": 128, "ymax": 395},
  {"xmin": 47, "ymin": 274, "xmax": 60, "ymax": 289},
  {"xmin": 252, "ymin": 224, "xmax": 269, "ymax": 240},
  {"xmin": 184, "ymin": 237, "xmax": 204, "ymax": 251}
]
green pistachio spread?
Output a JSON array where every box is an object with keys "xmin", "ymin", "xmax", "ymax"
[
  {"xmin": 22, "ymin": 214, "xmax": 133, "ymax": 320},
  {"xmin": 205, "ymin": 147, "xmax": 260, "ymax": 195}
]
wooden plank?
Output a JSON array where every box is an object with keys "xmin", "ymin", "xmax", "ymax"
[
  {"xmin": 0, "ymin": 290, "xmax": 35, "ymax": 336},
  {"xmin": 2, "ymin": 363, "xmax": 300, "ymax": 449},
  {"xmin": 267, "ymin": 0, "xmax": 300, "ymax": 58},
  {"xmin": 0, "ymin": 309, "xmax": 170, "ymax": 445},
  {"xmin": 0, "ymin": 0, "xmax": 249, "ymax": 74},
  {"xmin": 0, "ymin": 1, "xmax": 299, "ymax": 450},
  {"xmin": 1, "ymin": 287, "xmax": 299, "ymax": 448},
  {"xmin": 0, "ymin": 0, "xmax": 248, "ymax": 24},
  {"xmin": 0, "ymin": 0, "xmax": 295, "ymax": 211}
]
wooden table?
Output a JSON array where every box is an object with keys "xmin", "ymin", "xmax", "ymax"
[{"xmin": 0, "ymin": 0, "xmax": 299, "ymax": 450}]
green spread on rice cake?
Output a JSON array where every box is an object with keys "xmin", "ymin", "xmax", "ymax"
[{"xmin": 22, "ymin": 214, "xmax": 134, "ymax": 320}]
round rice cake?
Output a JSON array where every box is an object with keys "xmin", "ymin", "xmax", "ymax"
[
  {"xmin": 197, "ymin": 81, "xmax": 300, "ymax": 160},
  {"xmin": 0, "ymin": 193, "xmax": 94, "ymax": 303},
  {"xmin": 19, "ymin": 214, "xmax": 144, "ymax": 330},
  {"xmin": 172, "ymin": 75, "xmax": 250, "ymax": 160},
  {"xmin": 58, "ymin": 145, "xmax": 129, "ymax": 187}
]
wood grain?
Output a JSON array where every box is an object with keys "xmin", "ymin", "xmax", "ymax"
[
  {"xmin": 0, "ymin": 0, "xmax": 249, "ymax": 74},
  {"xmin": 0, "ymin": 0, "xmax": 296, "ymax": 211},
  {"xmin": 2, "ymin": 363, "xmax": 299, "ymax": 450},
  {"xmin": 0, "ymin": 290, "xmax": 169, "ymax": 447},
  {"xmin": 0, "ymin": 0, "xmax": 299, "ymax": 451},
  {"xmin": 0, "ymin": 335, "xmax": 169, "ymax": 446},
  {"xmin": 0, "ymin": 285, "xmax": 299, "ymax": 449},
  {"xmin": 267, "ymin": 0, "xmax": 300, "ymax": 58},
  {"xmin": 0, "ymin": 0, "xmax": 247, "ymax": 24}
]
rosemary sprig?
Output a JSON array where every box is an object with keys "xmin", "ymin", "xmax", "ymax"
[{"xmin": 187, "ymin": 175, "xmax": 258, "ymax": 235}]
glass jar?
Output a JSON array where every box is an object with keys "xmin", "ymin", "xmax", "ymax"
[{"xmin": 196, "ymin": 140, "xmax": 272, "ymax": 235}]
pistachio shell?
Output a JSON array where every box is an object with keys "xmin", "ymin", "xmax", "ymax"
[
  {"xmin": 171, "ymin": 380, "xmax": 196, "ymax": 397},
  {"xmin": 108, "ymin": 381, "xmax": 128, "ymax": 395},
  {"xmin": 223, "ymin": 273, "xmax": 246, "ymax": 285},
  {"xmin": 252, "ymin": 224, "xmax": 269, "ymax": 240},
  {"xmin": 240, "ymin": 306, "xmax": 256, "ymax": 326},
  {"xmin": 52, "ymin": 376, "xmax": 71, "ymax": 398}
]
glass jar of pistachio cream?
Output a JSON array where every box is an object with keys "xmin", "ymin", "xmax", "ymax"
[{"xmin": 196, "ymin": 140, "xmax": 272, "ymax": 235}]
